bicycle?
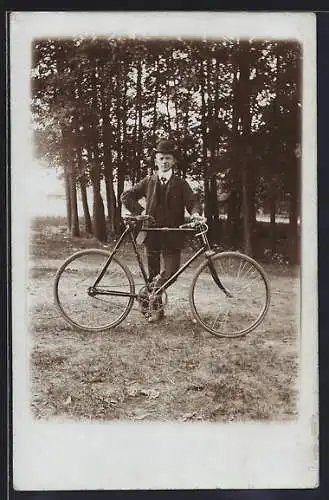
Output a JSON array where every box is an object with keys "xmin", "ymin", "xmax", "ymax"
[{"xmin": 54, "ymin": 215, "xmax": 271, "ymax": 338}]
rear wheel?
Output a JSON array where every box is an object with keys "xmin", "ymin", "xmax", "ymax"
[
  {"xmin": 189, "ymin": 252, "xmax": 270, "ymax": 338},
  {"xmin": 54, "ymin": 249, "xmax": 135, "ymax": 332}
]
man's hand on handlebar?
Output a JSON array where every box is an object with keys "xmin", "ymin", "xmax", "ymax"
[
  {"xmin": 191, "ymin": 213, "xmax": 207, "ymax": 224},
  {"xmin": 179, "ymin": 215, "xmax": 207, "ymax": 230},
  {"xmin": 123, "ymin": 214, "xmax": 155, "ymax": 225}
]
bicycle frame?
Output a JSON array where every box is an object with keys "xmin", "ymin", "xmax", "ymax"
[
  {"xmin": 90, "ymin": 222, "xmax": 231, "ymax": 299},
  {"xmin": 91, "ymin": 225, "xmax": 147, "ymax": 297}
]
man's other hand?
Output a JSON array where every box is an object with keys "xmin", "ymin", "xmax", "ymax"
[{"xmin": 191, "ymin": 213, "xmax": 207, "ymax": 224}]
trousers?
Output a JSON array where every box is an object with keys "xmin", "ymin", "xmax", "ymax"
[{"xmin": 146, "ymin": 244, "xmax": 181, "ymax": 287}]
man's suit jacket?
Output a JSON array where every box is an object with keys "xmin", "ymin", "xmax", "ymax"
[{"xmin": 121, "ymin": 173, "xmax": 201, "ymax": 245}]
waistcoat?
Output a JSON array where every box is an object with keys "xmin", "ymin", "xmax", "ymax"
[{"xmin": 154, "ymin": 180, "xmax": 168, "ymax": 226}]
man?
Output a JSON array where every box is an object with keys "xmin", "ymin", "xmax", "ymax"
[{"xmin": 121, "ymin": 139, "xmax": 203, "ymax": 321}]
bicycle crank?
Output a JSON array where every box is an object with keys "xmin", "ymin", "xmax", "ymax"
[{"xmin": 137, "ymin": 285, "xmax": 168, "ymax": 316}]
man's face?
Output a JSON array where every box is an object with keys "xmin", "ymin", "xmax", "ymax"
[{"xmin": 155, "ymin": 153, "xmax": 175, "ymax": 174}]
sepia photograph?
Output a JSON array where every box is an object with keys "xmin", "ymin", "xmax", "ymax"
[{"xmin": 11, "ymin": 11, "xmax": 317, "ymax": 490}]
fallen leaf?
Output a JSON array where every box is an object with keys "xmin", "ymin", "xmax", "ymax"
[
  {"xmin": 134, "ymin": 413, "xmax": 149, "ymax": 420},
  {"xmin": 63, "ymin": 396, "xmax": 72, "ymax": 406},
  {"xmin": 182, "ymin": 412, "xmax": 196, "ymax": 421},
  {"xmin": 127, "ymin": 387, "xmax": 141, "ymax": 397},
  {"xmin": 140, "ymin": 389, "xmax": 160, "ymax": 399},
  {"xmin": 187, "ymin": 384, "xmax": 204, "ymax": 392},
  {"xmin": 147, "ymin": 390, "xmax": 160, "ymax": 400}
]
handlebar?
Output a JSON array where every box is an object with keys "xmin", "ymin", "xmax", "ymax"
[
  {"xmin": 180, "ymin": 218, "xmax": 208, "ymax": 231},
  {"xmin": 179, "ymin": 221, "xmax": 206, "ymax": 229},
  {"xmin": 123, "ymin": 214, "xmax": 208, "ymax": 234}
]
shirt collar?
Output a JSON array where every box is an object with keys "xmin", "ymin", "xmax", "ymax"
[{"xmin": 158, "ymin": 169, "xmax": 173, "ymax": 182}]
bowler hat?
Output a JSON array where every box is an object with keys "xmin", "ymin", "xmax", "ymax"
[{"xmin": 154, "ymin": 139, "xmax": 176, "ymax": 156}]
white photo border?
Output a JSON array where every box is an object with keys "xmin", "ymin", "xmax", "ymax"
[{"xmin": 11, "ymin": 11, "xmax": 318, "ymax": 490}]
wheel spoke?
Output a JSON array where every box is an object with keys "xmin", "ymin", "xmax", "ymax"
[
  {"xmin": 235, "ymin": 258, "xmax": 246, "ymax": 280},
  {"xmin": 191, "ymin": 252, "xmax": 270, "ymax": 338},
  {"xmin": 54, "ymin": 250, "xmax": 134, "ymax": 331},
  {"xmin": 219, "ymin": 307, "xmax": 230, "ymax": 333},
  {"xmin": 239, "ymin": 264, "xmax": 259, "ymax": 282},
  {"xmin": 211, "ymin": 301, "xmax": 226, "ymax": 329},
  {"xmin": 212, "ymin": 301, "xmax": 229, "ymax": 332},
  {"xmin": 233, "ymin": 275, "xmax": 264, "ymax": 298},
  {"xmin": 89, "ymin": 296, "xmax": 128, "ymax": 309}
]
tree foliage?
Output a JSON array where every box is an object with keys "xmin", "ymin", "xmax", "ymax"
[{"xmin": 31, "ymin": 36, "xmax": 301, "ymax": 262}]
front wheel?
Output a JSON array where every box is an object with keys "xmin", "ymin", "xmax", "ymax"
[
  {"xmin": 54, "ymin": 249, "xmax": 135, "ymax": 332},
  {"xmin": 189, "ymin": 252, "xmax": 270, "ymax": 338}
]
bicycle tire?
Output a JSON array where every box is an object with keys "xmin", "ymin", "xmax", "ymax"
[
  {"xmin": 54, "ymin": 249, "xmax": 135, "ymax": 332},
  {"xmin": 189, "ymin": 251, "xmax": 270, "ymax": 338}
]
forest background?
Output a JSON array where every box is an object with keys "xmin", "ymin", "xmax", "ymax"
[{"xmin": 31, "ymin": 37, "xmax": 301, "ymax": 264}]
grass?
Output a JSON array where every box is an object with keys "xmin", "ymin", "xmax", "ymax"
[{"xmin": 29, "ymin": 216, "xmax": 300, "ymax": 422}]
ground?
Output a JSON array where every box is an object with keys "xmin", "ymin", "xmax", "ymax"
[{"xmin": 29, "ymin": 217, "xmax": 300, "ymax": 422}]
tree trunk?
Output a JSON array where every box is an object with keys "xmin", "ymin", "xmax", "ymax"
[
  {"xmin": 241, "ymin": 163, "xmax": 252, "ymax": 255},
  {"xmin": 89, "ymin": 60, "xmax": 107, "ymax": 242},
  {"xmin": 200, "ymin": 59, "xmax": 209, "ymax": 220},
  {"xmin": 75, "ymin": 142, "xmax": 92, "ymax": 235},
  {"xmin": 228, "ymin": 47, "xmax": 242, "ymax": 248},
  {"xmin": 61, "ymin": 128, "xmax": 73, "ymax": 231},
  {"xmin": 92, "ymin": 180, "xmax": 107, "ymax": 242},
  {"xmin": 122, "ymin": 60, "xmax": 128, "ymax": 184},
  {"xmin": 136, "ymin": 57, "xmax": 143, "ymax": 182},
  {"xmin": 227, "ymin": 190, "xmax": 241, "ymax": 248},
  {"xmin": 270, "ymin": 193, "xmax": 276, "ymax": 255},
  {"xmin": 103, "ymin": 141, "xmax": 117, "ymax": 235},
  {"xmin": 89, "ymin": 151, "xmax": 107, "ymax": 242},
  {"xmin": 104, "ymin": 173, "xmax": 117, "ymax": 235},
  {"xmin": 238, "ymin": 42, "xmax": 253, "ymax": 256},
  {"xmin": 206, "ymin": 54, "xmax": 219, "ymax": 239},
  {"xmin": 152, "ymin": 55, "xmax": 160, "ymax": 137},
  {"xmin": 63, "ymin": 161, "xmax": 72, "ymax": 231},
  {"xmin": 289, "ymin": 175, "xmax": 299, "ymax": 265},
  {"xmin": 98, "ymin": 63, "xmax": 119, "ymax": 235},
  {"xmin": 208, "ymin": 176, "xmax": 219, "ymax": 241},
  {"xmin": 115, "ymin": 62, "xmax": 124, "ymax": 233},
  {"xmin": 70, "ymin": 169, "xmax": 80, "ymax": 237},
  {"xmin": 86, "ymin": 138, "xmax": 107, "ymax": 242},
  {"xmin": 63, "ymin": 129, "xmax": 79, "ymax": 237},
  {"xmin": 80, "ymin": 177, "xmax": 92, "ymax": 234}
]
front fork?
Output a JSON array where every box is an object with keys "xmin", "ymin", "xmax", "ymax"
[{"xmin": 205, "ymin": 250, "xmax": 233, "ymax": 298}]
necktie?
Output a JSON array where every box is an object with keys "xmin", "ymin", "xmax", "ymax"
[{"xmin": 160, "ymin": 177, "xmax": 167, "ymax": 186}]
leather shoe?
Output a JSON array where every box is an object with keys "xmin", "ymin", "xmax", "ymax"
[{"xmin": 148, "ymin": 309, "xmax": 165, "ymax": 323}]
